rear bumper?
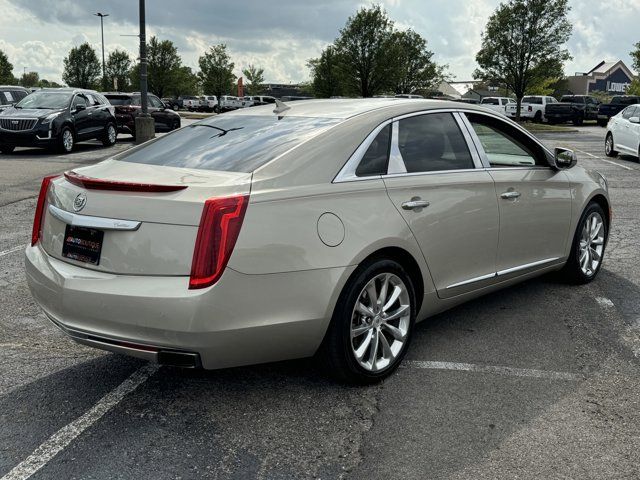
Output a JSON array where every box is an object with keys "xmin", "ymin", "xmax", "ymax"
[{"xmin": 25, "ymin": 244, "xmax": 352, "ymax": 369}]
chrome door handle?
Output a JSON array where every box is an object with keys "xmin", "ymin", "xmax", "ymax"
[
  {"xmin": 501, "ymin": 191, "xmax": 521, "ymax": 199},
  {"xmin": 401, "ymin": 199, "xmax": 430, "ymax": 210}
]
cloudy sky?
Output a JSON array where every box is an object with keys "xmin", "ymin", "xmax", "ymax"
[{"xmin": 1, "ymin": 0, "xmax": 638, "ymax": 85}]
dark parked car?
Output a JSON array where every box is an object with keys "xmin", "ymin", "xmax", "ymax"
[
  {"xmin": 162, "ymin": 97, "xmax": 180, "ymax": 110},
  {"xmin": 0, "ymin": 88, "xmax": 117, "ymax": 154},
  {"xmin": 103, "ymin": 92, "xmax": 181, "ymax": 140},
  {"xmin": 0, "ymin": 85, "xmax": 30, "ymax": 113},
  {"xmin": 545, "ymin": 95, "xmax": 600, "ymax": 125},
  {"xmin": 597, "ymin": 95, "xmax": 640, "ymax": 127}
]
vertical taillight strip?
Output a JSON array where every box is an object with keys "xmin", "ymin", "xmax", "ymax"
[
  {"xmin": 189, "ymin": 195, "xmax": 249, "ymax": 289},
  {"xmin": 31, "ymin": 175, "xmax": 59, "ymax": 246}
]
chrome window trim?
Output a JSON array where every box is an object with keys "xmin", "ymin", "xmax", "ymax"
[
  {"xmin": 333, "ymin": 119, "xmax": 393, "ymax": 182},
  {"xmin": 333, "ymin": 107, "xmax": 557, "ymax": 183},
  {"xmin": 48, "ymin": 204, "xmax": 141, "ymax": 231},
  {"xmin": 387, "ymin": 120, "xmax": 407, "ymax": 174}
]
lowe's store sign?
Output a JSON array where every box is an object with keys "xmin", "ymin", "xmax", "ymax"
[{"xmin": 588, "ymin": 66, "xmax": 634, "ymax": 94}]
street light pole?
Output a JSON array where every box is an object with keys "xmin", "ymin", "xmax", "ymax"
[
  {"xmin": 138, "ymin": 0, "xmax": 148, "ymax": 116},
  {"xmin": 94, "ymin": 13, "xmax": 109, "ymax": 88},
  {"xmin": 134, "ymin": 0, "xmax": 155, "ymax": 143}
]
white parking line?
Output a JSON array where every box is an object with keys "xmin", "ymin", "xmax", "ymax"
[
  {"xmin": 575, "ymin": 149, "xmax": 634, "ymax": 170},
  {"xmin": 0, "ymin": 245, "xmax": 25, "ymax": 258},
  {"xmin": 1, "ymin": 364, "xmax": 159, "ymax": 480},
  {"xmin": 595, "ymin": 296, "xmax": 615, "ymax": 308},
  {"xmin": 405, "ymin": 360, "xmax": 579, "ymax": 381}
]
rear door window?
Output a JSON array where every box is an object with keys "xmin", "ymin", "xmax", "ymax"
[
  {"xmin": 117, "ymin": 115, "xmax": 341, "ymax": 172},
  {"xmin": 397, "ymin": 113, "xmax": 474, "ymax": 173}
]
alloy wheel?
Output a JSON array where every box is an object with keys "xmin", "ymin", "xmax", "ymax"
[
  {"xmin": 605, "ymin": 135, "xmax": 613, "ymax": 155},
  {"xmin": 108, "ymin": 125, "xmax": 116, "ymax": 144},
  {"xmin": 579, "ymin": 212, "xmax": 605, "ymax": 276},
  {"xmin": 62, "ymin": 130, "xmax": 73, "ymax": 152},
  {"xmin": 350, "ymin": 273, "xmax": 411, "ymax": 372}
]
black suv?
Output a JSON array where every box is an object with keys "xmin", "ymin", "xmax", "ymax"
[
  {"xmin": 0, "ymin": 85, "xmax": 30, "ymax": 113},
  {"xmin": 0, "ymin": 88, "xmax": 117, "ymax": 154}
]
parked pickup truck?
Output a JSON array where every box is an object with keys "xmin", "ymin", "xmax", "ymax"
[
  {"xmin": 597, "ymin": 95, "xmax": 640, "ymax": 127},
  {"xmin": 506, "ymin": 95, "xmax": 558, "ymax": 122},
  {"xmin": 182, "ymin": 96, "xmax": 201, "ymax": 111},
  {"xmin": 545, "ymin": 95, "xmax": 600, "ymax": 125}
]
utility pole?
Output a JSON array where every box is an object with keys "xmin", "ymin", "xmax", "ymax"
[
  {"xmin": 134, "ymin": 0, "xmax": 155, "ymax": 143},
  {"xmin": 94, "ymin": 12, "xmax": 109, "ymax": 89}
]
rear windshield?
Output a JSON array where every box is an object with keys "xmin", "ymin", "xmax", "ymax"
[
  {"xmin": 522, "ymin": 96, "xmax": 543, "ymax": 104},
  {"xmin": 117, "ymin": 115, "xmax": 341, "ymax": 172},
  {"xmin": 481, "ymin": 98, "xmax": 499, "ymax": 105}
]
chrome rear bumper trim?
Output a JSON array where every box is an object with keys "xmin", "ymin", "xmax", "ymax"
[{"xmin": 49, "ymin": 204, "xmax": 141, "ymax": 231}]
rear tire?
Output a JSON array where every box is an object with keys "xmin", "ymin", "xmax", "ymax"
[
  {"xmin": 560, "ymin": 202, "xmax": 607, "ymax": 284},
  {"xmin": 58, "ymin": 126, "xmax": 74, "ymax": 153},
  {"xmin": 101, "ymin": 123, "xmax": 117, "ymax": 147},
  {"xmin": 598, "ymin": 119, "xmax": 608, "ymax": 127},
  {"xmin": 0, "ymin": 145, "xmax": 15, "ymax": 154},
  {"xmin": 319, "ymin": 258, "xmax": 416, "ymax": 384},
  {"xmin": 605, "ymin": 133, "xmax": 618, "ymax": 157},
  {"xmin": 573, "ymin": 116, "xmax": 584, "ymax": 126}
]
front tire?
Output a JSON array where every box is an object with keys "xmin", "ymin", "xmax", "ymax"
[
  {"xmin": 561, "ymin": 202, "xmax": 607, "ymax": 284},
  {"xmin": 605, "ymin": 133, "xmax": 618, "ymax": 157},
  {"xmin": 102, "ymin": 123, "xmax": 117, "ymax": 147},
  {"xmin": 0, "ymin": 144, "xmax": 15, "ymax": 154},
  {"xmin": 320, "ymin": 259, "xmax": 416, "ymax": 384},
  {"xmin": 58, "ymin": 126, "xmax": 74, "ymax": 153},
  {"xmin": 573, "ymin": 115, "xmax": 584, "ymax": 126}
]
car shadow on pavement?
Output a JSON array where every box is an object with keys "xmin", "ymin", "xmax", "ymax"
[{"xmin": 2, "ymin": 271, "xmax": 638, "ymax": 479}]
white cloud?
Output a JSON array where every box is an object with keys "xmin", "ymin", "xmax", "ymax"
[{"xmin": 0, "ymin": 0, "xmax": 637, "ymax": 86}]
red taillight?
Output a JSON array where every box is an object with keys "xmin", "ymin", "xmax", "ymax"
[
  {"xmin": 189, "ymin": 195, "xmax": 249, "ymax": 289},
  {"xmin": 64, "ymin": 171, "xmax": 187, "ymax": 192},
  {"xmin": 528, "ymin": 106, "xmax": 533, "ymax": 112},
  {"xmin": 32, "ymin": 175, "xmax": 59, "ymax": 246}
]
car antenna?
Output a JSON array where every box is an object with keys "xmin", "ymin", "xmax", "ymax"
[{"xmin": 273, "ymin": 99, "xmax": 290, "ymax": 116}]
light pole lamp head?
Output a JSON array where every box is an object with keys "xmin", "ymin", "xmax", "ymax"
[{"xmin": 94, "ymin": 12, "xmax": 109, "ymax": 18}]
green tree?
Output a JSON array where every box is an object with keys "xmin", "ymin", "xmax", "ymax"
[
  {"xmin": 130, "ymin": 37, "xmax": 183, "ymax": 97},
  {"xmin": 105, "ymin": 49, "xmax": 132, "ymax": 91},
  {"xmin": 627, "ymin": 78, "xmax": 640, "ymax": 96},
  {"xmin": 474, "ymin": 0, "xmax": 572, "ymax": 120},
  {"xmin": 38, "ymin": 79, "xmax": 64, "ymax": 88},
  {"xmin": 308, "ymin": 46, "xmax": 343, "ymax": 98},
  {"xmin": 333, "ymin": 4, "xmax": 396, "ymax": 97},
  {"xmin": 0, "ymin": 50, "xmax": 16, "ymax": 84},
  {"xmin": 62, "ymin": 43, "xmax": 101, "ymax": 89},
  {"xmin": 198, "ymin": 44, "xmax": 236, "ymax": 102},
  {"xmin": 241, "ymin": 64, "xmax": 265, "ymax": 95},
  {"xmin": 21, "ymin": 71, "xmax": 39, "ymax": 88},
  {"xmin": 166, "ymin": 66, "xmax": 200, "ymax": 97},
  {"xmin": 631, "ymin": 42, "xmax": 640, "ymax": 72},
  {"xmin": 388, "ymin": 29, "xmax": 445, "ymax": 95}
]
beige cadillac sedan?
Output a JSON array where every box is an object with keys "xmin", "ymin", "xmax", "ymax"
[{"xmin": 25, "ymin": 99, "xmax": 610, "ymax": 383}]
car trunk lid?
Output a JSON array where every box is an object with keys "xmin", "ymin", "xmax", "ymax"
[{"xmin": 41, "ymin": 160, "xmax": 251, "ymax": 276}]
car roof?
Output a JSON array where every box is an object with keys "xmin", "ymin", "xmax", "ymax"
[
  {"xmin": 228, "ymin": 98, "xmax": 491, "ymax": 119},
  {"xmin": 0, "ymin": 85, "xmax": 29, "ymax": 90}
]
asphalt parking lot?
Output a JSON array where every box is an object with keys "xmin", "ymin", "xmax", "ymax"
[{"xmin": 1, "ymin": 124, "xmax": 639, "ymax": 479}]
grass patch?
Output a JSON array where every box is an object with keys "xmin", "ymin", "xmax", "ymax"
[{"xmin": 519, "ymin": 123, "xmax": 579, "ymax": 133}]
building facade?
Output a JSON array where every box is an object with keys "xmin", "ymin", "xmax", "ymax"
[{"xmin": 566, "ymin": 61, "xmax": 636, "ymax": 95}]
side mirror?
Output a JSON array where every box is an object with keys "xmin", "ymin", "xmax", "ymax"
[
  {"xmin": 74, "ymin": 104, "xmax": 86, "ymax": 112},
  {"xmin": 629, "ymin": 117, "xmax": 640, "ymax": 124},
  {"xmin": 553, "ymin": 147, "xmax": 577, "ymax": 170}
]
